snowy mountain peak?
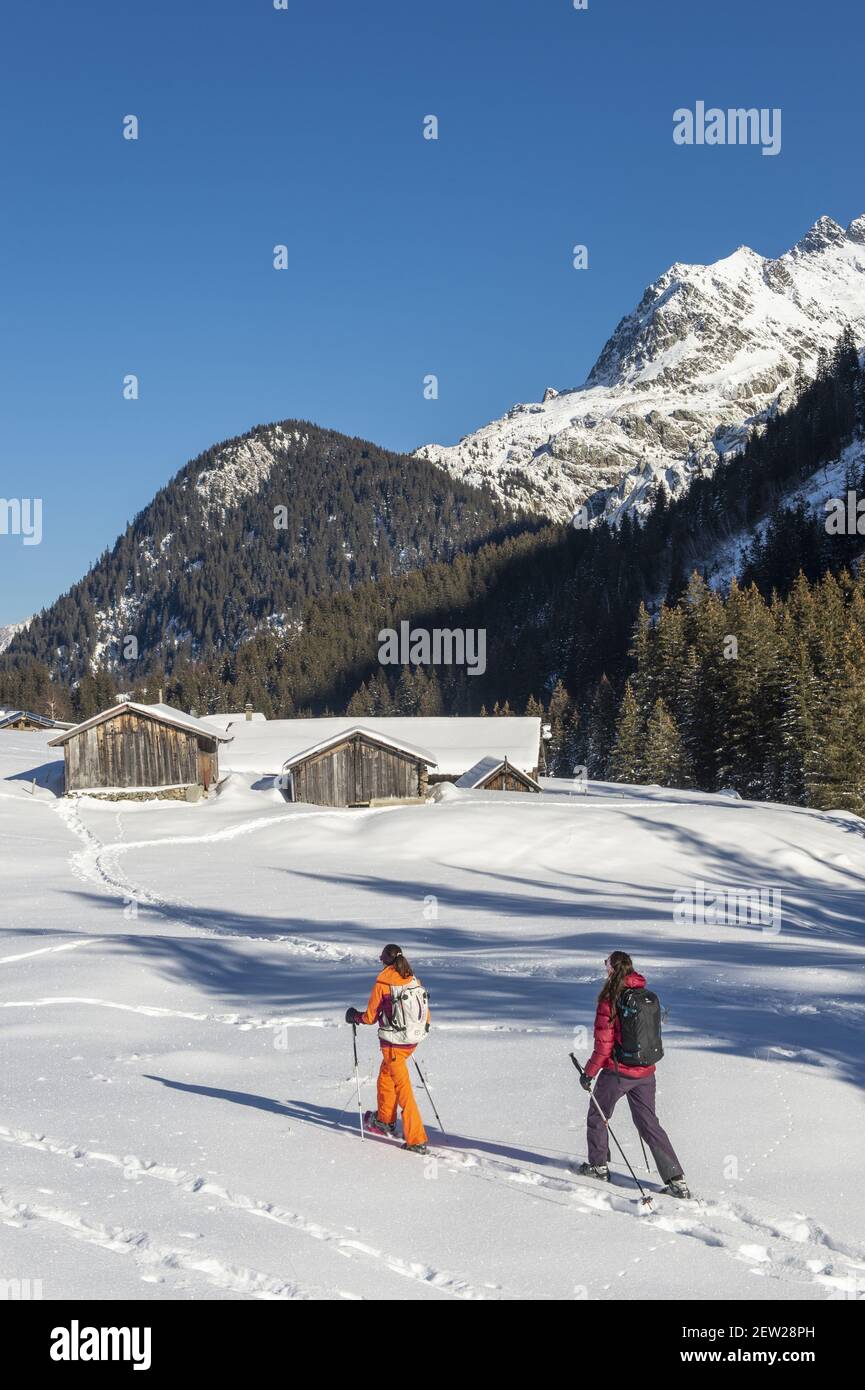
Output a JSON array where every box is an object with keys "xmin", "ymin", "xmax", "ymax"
[
  {"xmin": 415, "ymin": 210, "xmax": 865, "ymax": 524},
  {"xmin": 792, "ymin": 214, "xmax": 847, "ymax": 255},
  {"xmin": 0, "ymin": 617, "xmax": 33, "ymax": 654}
]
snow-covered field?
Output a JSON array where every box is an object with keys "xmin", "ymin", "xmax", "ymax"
[{"xmin": 1, "ymin": 731, "xmax": 864, "ymax": 1302}]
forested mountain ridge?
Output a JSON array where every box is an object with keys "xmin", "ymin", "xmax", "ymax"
[
  {"xmin": 127, "ymin": 332, "xmax": 865, "ymax": 774},
  {"xmin": 4, "ymin": 338, "xmax": 865, "ymax": 815},
  {"xmin": 4, "ymin": 421, "xmax": 523, "ymax": 681}
]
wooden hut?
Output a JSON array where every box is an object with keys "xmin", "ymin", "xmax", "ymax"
[
  {"xmin": 218, "ymin": 716, "xmax": 543, "ymax": 785},
  {"xmin": 48, "ymin": 702, "xmax": 232, "ymax": 799},
  {"xmin": 0, "ymin": 710, "xmax": 74, "ymax": 732},
  {"xmin": 279, "ymin": 725, "xmax": 436, "ymax": 807},
  {"xmin": 454, "ymin": 755, "xmax": 541, "ymax": 794}
]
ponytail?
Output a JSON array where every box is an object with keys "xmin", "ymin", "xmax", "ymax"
[
  {"xmin": 382, "ymin": 943, "xmax": 413, "ymax": 979},
  {"xmin": 598, "ymin": 950, "xmax": 633, "ymax": 1015}
]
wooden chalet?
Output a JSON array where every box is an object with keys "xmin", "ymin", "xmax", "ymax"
[
  {"xmin": 0, "ymin": 709, "xmax": 75, "ymax": 732},
  {"xmin": 48, "ymin": 702, "xmax": 232, "ymax": 799},
  {"xmin": 219, "ymin": 716, "xmax": 543, "ymax": 786},
  {"xmin": 454, "ymin": 755, "xmax": 541, "ymax": 794},
  {"xmin": 278, "ymin": 725, "xmax": 436, "ymax": 807}
]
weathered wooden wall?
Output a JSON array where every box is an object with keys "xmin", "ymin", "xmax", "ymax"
[
  {"xmin": 484, "ymin": 768, "xmax": 539, "ymax": 793},
  {"xmin": 1, "ymin": 717, "xmax": 47, "ymax": 731},
  {"xmin": 63, "ymin": 710, "xmax": 219, "ymax": 793},
  {"xmin": 290, "ymin": 734, "xmax": 424, "ymax": 807}
]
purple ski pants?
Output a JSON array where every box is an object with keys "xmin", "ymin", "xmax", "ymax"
[{"xmin": 587, "ymin": 1070, "xmax": 683, "ymax": 1184}]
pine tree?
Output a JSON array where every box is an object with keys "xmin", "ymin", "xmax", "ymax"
[
  {"xmin": 585, "ymin": 674, "xmax": 618, "ymax": 779},
  {"xmin": 806, "ymin": 585, "xmax": 865, "ymax": 811},
  {"xmin": 643, "ymin": 698, "xmax": 690, "ymax": 788},
  {"xmin": 609, "ymin": 680, "xmax": 644, "ymax": 785},
  {"xmin": 547, "ymin": 679, "xmax": 580, "ymax": 776},
  {"xmin": 347, "ymin": 681, "xmax": 375, "ymax": 716}
]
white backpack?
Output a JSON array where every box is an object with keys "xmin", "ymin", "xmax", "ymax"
[{"xmin": 378, "ymin": 977, "xmax": 429, "ymax": 1046}]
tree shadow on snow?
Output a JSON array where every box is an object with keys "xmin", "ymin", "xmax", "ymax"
[{"xmin": 60, "ymin": 885, "xmax": 865, "ymax": 1092}]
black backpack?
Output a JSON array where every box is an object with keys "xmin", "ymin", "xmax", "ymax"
[{"xmin": 614, "ymin": 987, "xmax": 664, "ymax": 1067}]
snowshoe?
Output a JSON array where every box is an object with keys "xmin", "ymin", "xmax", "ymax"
[
  {"xmin": 401, "ymin": 1142, "xmax": 429, "ymax": 1155},
  {"xmin": 572, "ymin": 1161, "xmax": 610, "ymax": 1182},
  {"xmin": 363, "ymin": 1110, "xmax": 396, "ymax": 1137},
  {"xmin": 663, "ymin": 1176, "xmax": 692, "ymax": 1200}
]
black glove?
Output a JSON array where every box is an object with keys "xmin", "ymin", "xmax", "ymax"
[
  {"xmin": 345, "ymin": 1007, "xmax": 362, "ymax": 1025},
  {"xmin": 580, "ymin": 1072, "xmax": 593, "ymax": 1092}
]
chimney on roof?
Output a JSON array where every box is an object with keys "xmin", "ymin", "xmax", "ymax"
[{"xmin": 245, "ymin": 702, "xmax": 253, "ymax": 721}]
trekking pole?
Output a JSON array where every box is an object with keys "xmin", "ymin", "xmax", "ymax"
[
  {"xmin": 413, "ymin": 1058, "xmax": 445, "ymax": 1135},
  {"xmin": 569, "ymin": 1054, "xmax": 653, "ymax": 1208},
  {"xmin": 351, "ymin": 1024, "xmax": 364, "ymax": 1141},
  {"xmin": 639, "ymin": 1135, "xmax": 652, "ymax": 1174}
]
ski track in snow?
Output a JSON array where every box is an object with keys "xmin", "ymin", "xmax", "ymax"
[
  {"xmin": 433, "ymin": 1144, "xmax": 865, "ymax": 1297},
  {"xmin": 3, "ymin": 1110, "xmax": 860, "ymax": 1301},
  {"xmin": 0, "ymin": 1188, "xmax": 311, "ymax": 1301},
  {"xmin": 0, "ymin": 997, "xmax": 338, "ymax": 1033},
  {"xmin": 0, "ymin": 938, "xmax": 97, "ymax": 965},
  {"xmin": 2, "ymin": 767, "xmax": 859, "ymax": 1299},
  {"xmin": 53, "ymin": 798, "xmax": 357, "ymax": 961},
  {"xmin": 0, "ymin": 1126, "xmax": 505, "ymax": 1301},
  {"xmin": 740, "ymin": 1053, "xmax": 797, "ymax": 1187}
]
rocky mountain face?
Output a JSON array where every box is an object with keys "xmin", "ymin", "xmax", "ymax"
[
  {"xmin": 0, "ymin": 619, "xmax": 31, "ymax": 655},
  {"xmin": 416, "ymin": 213, "xmax": 865, "ymax": 523}
]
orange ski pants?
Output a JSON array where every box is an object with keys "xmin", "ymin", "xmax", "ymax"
[{"xmin": 377, "ymin": 1045, "xmax": 428, "ymax": 1146}]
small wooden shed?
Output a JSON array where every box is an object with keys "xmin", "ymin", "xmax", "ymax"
[
  {"xmin": 0, "ymin": 710, "xmax": 74, "ymax": 732},
  {"xmin": 279, "ymin": 725, "xmax": 436, "ymax": 807},
  {"xmin": 455, "ymin": 755, "xmax": 541, "ymax": 794},
  {"xmin": 48, "ymin": 702, "xmax": 232, "ymax": 799}
]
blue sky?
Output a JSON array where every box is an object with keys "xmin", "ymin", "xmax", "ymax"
[{"xmin": 1, "ymin": 0, "xmax": 863, "ymax": 622}]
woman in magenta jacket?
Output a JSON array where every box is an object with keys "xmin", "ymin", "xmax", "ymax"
[{"xmin": 577, "ymin": 950, "xmax": 690, "ymax": 1198}]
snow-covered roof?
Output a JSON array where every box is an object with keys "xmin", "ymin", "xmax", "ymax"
[
  {"xmin": 218, "ymin": 716, "xmax": 541, "ymax": 777},
  {"xmin": 281, "ymin": 724, "xmax": 437, "ymax": 771},
  {"xmin": 48, "ymin": 702, "xmax": 234, "ymax": 746},
  {"xmin": 455, "ymin": 756, "xmax": 504, "ymax": 788},
  {"xmin": 201, "ymin": 711, "xmax": 267, "ymax": 730},
  {"xmin": 0, "ymin": 709, "xmax": 74, "ymax": 730},
  {"xmin": 455, "ymin": 756, "xmax": 542, "ymax": 790}
]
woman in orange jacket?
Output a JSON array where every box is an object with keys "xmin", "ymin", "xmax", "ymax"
[{"xmin": 345, "ymin": 944, "xmax": 430, "ymax": 1154}]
